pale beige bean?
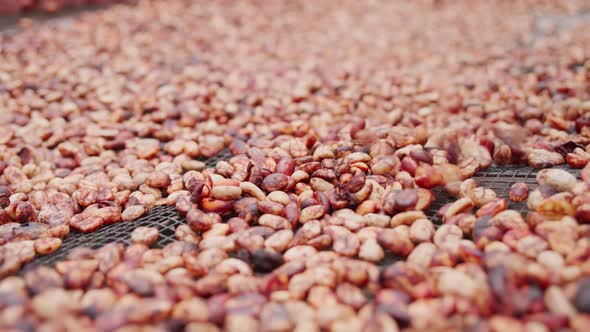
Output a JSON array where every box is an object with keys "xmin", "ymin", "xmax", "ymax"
[
  {"xmin": 239, "ymin": 182, "xmax": 266, "ymax": 201},
  {"xmin": 211, "ymin": 186, "xmax": 242, "ymax": 200}
]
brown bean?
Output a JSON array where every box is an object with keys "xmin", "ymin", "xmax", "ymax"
[
  {"xmin": 390, "ymin": 211, "xmax": 427, "ymax": 227},
  {"xmin": 434, "ymin": 224, "xmax": 463, "ymax": 247},
  {"xmin": 175, "ymin": 224, "xmax": 200, "ymax": 244},
  {"xmin": 468, "ymin": 187, "xmax": 497, "ymax": 207},
  {"xmin": 32, "ymin": 288, "xmax": 81, "ymax": 320},
  {"xmin": 459, "ymin": 179, "xmax": 478, "ymax": 198},
  {"xmin": 407, "ymin": 242, "xmax": 436, "ymax": 268},
  {"xmin": 262, "ymin": 173, "xmax": 290, "ymax": 192},
  {"xmin": 34, "ymin": 237, "xmax": 62, "ymax": 255},
  {"xmin": 409, "ymin": 219, "xmax": 435, "ymax": 243},
  {"xmin": 75, "ymin": 188, "xmax": 97, "ymax": 207},
  {"xmin": 332, "ymin": 232, "xmax": 360, "ymax": 257},
  {"xmin": 96, "ymin": 298, "xmax": 172, "ymax": 330},
  {"xmin": 309, "ymin": 177, "xmax": 334, "ymax": 192},
  {"xmin": 258, "ymin": 214, "xmax": 291, "ymax": 230},
  {"xmin": 364, "ymin": 213, "xmax": 390, "ymax": 228},
  {"xmin": 516, "ymin": 235, "xmax": 548, "ymax": 258},
  {"xmin": 211, "ymin": 186, "xmax": 242, "ymax": 200},
  {"xmin": 415, "ymin": 188, "xmax": 434, "ymax": 210},
  {"xmin": 80, "ymin": 288, "xmax": 117, "ymax": 318},
  {"xmin": 265, "ymin": 229, "xmax": 294, "ymax": 253},
  {"xmin": 414, "ymin": 164, "xmax": 444, "ymax": 188},
  {"xmin": 536, "ymin": 168, "xmax": 577, "ymax": 192},
  {"xmin": 545, "ymin": 286, "xmax": 576, "ymax": 317},
  {"xmin": 96, "ymin": 206, "xmax": 122, "ymax": 225},
  {"xmin": 284, "ymin": 245, "xmax": 318, "ymax": 262},
  {"xmin": 186, "ymin": 208, "xmax": 215, "ymax": 232},
  {"xmin": 378, "ymin": 226, "xmax": 414, "ymax": 257},
  {"xmin": 493, "ymin": 143, "xmax": 512, "ymax": 165},
  {"xmin": 203, "ymin": 223, "xmax": 230, "ymax": 238},
  {"xmin": 528, "ymin": 149, "xmax": 565, "ymax": 169},
  {"xmin": 536, "ymin": 197, "xmax": 575, "ymax": 219},
  {"xmin": 201, "ymin": 198, "xmax": 233, "ymax": 214},
  {"xmin": 299, "ymin": 205, "xmax": 325, "ymax": 223},
  {"xmin": 24, "ymin": 266, "xmax": 64, "ymax": 294},
  {"xmin": 0, "ymin": 186, "xmax": 12, "ymax": 209},
  {"xmin": 7, "ymin": 201, "xmax": 37, "ymax": 223},
  {"xmin": 121, "ymin": 205, "xmax": 148, "ymax": 221},
  {"xmin": 509, "ymin": 182, "xmax": 529, "ymax": 202},
  {"xmin": 437, "ymin": 269, "xmax": 478, "ymax": 299},
  {"xmin": 476, "ymin": 198, "xmax": 507, "ymax": 217},
  {"xmin": 359, "ymin": 238, "xmax": 384, "ymax": 262},
  {"xmin": 172, "ymin": 298, "xmax": 209, "ymax": 322},
  {"xmin": 258, "ymin": 200, "xmax": 285, "ymax": 216},
  {"xmin": 130, "ymin": 226, "xmax": 159, "ymax": 246},
  {"xmin": 394, "ymin": 189, "xmax": 418, "ymax": 211},
  {"xmin": 55, "ymin": 259, "xmax": 99, "ymax": 289},
  {"xmin": 443, "ymin": 198, "xmax": 474, "ymax": 221},
  {"xmin": 239, "ymin": 182, "xmax": 266, "ymax": 201},
  {"xmin": 267, "ymin": 191, "xmax": 291, "ymax": 205},
  {"xmin": 382, "ymin": 189, "xmax": 418, "ymax": 215},
  {"xmin": 69, "ymin": 215, "xmax": 104, "ymax": 233}
]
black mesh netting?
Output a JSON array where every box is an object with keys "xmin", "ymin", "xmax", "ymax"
[
  {"xmin": 383, "ymin": 164, "xmax": 581, "ymax": 268},
  {"xmin": 21, "ymin": 205, "xmax": 182, "ymax": 272},
  {"xmin": 424, "ymin": 164, "xmax": 581, "ymax": 225},
  {"xmin": 20, "ymin": 149, "xmax": 233, "ymax": 272},
  {"xmin": 21, "ymin": 159, "xmax": 581, "ymax": 273}
]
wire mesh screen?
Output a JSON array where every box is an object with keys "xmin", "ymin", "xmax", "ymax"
[
  {"xmin": 424, "ymin": 188, "xmax": 452, "ymax": 226},
  {"xmin": 198, "ymin": 148, "xmax": 233, "ymax": 168},
  {"xmin": 385, "ymin": 164, "xmax": 581, "ymax": 267},
  {"xmin": 19, "ymin": 149, "xmax": 233, "ymax": 272},
  {"xmin": 425, "ymin": 165, "xmax": 581, "ymax": 224},
  {"xmin": 471, "ymin": 164, "xmax": 580, "ymax": 215},
  {"xmin": 20, "ymin": 160, "xmax": 582, "ymax": 273},
  {"xmin": 22, "ymin": 205, "xmax": 183, "ymax": 272}
]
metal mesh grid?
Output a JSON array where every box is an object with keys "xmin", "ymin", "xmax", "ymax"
[
  {"xmin": 21, "ymin": 205, "xmax": 182, "ymax": 272},
  {"xmin": 20, "ymin": 161, "xmax": 582, "ymax": 272},
  {"xmin": 383, "ymin": 164, "xmax": 581, "ymax": 268},
  {"xmin": 19, "ymin": 149, "xmax": 233, "ymax": 272},
  {"xmin": 425, "ymin": 165, "xmax": 581, "ymax": 224},
  {"xmin": 424, "ymin": 187, "xmax": 451, "ymax": 225},
  {"xmin": 470, "ymin": 164, "xmax": 579, "ymax": 215},
  {"xmin": 198, "ymin": 148, "xmax": 233, "ymax": 168}
]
